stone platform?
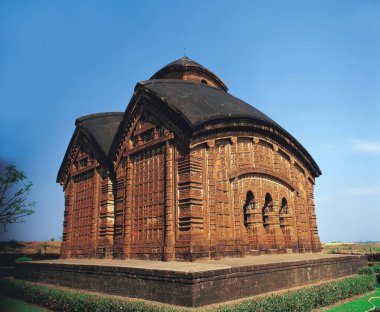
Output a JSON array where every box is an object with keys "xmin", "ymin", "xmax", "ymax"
[{"xmin": 14, "ymin": 253, "xmax": 366, "ymax": 307}]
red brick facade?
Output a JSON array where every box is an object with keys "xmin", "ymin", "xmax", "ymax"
[{"xmin": 58, "ymin": 57, "xmax": 322, "ymax": 260}]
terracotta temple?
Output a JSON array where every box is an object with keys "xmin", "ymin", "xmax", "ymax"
[{"xmin": 57, "ymin": 57, "xmax": 322, "ymax": 261}]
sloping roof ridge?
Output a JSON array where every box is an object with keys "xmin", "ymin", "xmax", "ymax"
[
  {"xmin": 139, "ymin": 79, "xmax": 274, "ymax": 123},
  {"xmin": 138, "ymin": 82, "xmax": 194, "ymax": 127},
  {"xmin": 76, "ymin": 112, "xmax": 124, "ymax": 123}
]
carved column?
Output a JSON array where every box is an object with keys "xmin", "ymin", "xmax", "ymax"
[
  {"xmin": 245, "ymin": 200, "xmax": 258, "ymax": 251},
  {"xmin": 163, "ymin": 141, "xmax": 175, "ymax": 260},
  {"xmin": 290, "ymin": 159, "xmax": 303, "ymax": 252},
  {"xmin": 207, "ymin": 140, "xmax": 217, "ymax": 257},
  {"xmin": 113, "ymin": 164, "xmax": 125, "ymax": 258},
  {"xmin": 307, "ymin": 181, "xmax": 321, "ymax": 252},
  {"xmin": 61, "ymin": 180, "xmax": 74, "ymax": 258},
  {"xmin": 281, "ymin": 212, "xmax": 295, "ymax": 250},
  {"xmin": 263, "ymin": 203, "xmax": 278, "ymax": 250},
  {"xmin": 251, "ymin": 201, "xmax": 268, "ymax": 251},
  {"xmin": 90, "ymin": 172, "xmax": 100, "ymax": 257},
  {"xmin": 99, "ymin": 174, "xmax": 115, "ymax": 258},
  {"xmin": 271, "ymin": 203, "xmax": 285, "ymax": 251},
  {"xmin": 123, "ymin": 156, "xmax": 133, "ymax": 258},
  {"xmin": 177, "ymin": 153, "xmax": 204, "ymax": 260}
]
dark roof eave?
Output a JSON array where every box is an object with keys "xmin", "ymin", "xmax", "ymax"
[
  {"xmin": 57, "ymin": 112, "xmax": 123, "ymax": 184},
  {"xmin": 56, "ymin": 128, "xmax": 111, "ymax": 184},
  {"xmin": 140, "ymin": 85, "xmax": 194, "ymax": 129},
  {"xmin": 56, "ymin": 127, "xmax": 79, "ymax": 184}
]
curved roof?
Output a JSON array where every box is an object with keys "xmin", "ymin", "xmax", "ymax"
[
  {"xmin": 57, "ymin": 112, "xmax": 123, "ymax": 183},
  {"xmin": 150, "ymin": 57, "xmax": 228, "ymax": 92},
  {"xmin": 138, "ymin": 79, "xmax": 321, "ymax": 177},
  {"xmin": 159, "ymin": 56, "xmax": 204, "ymax": 69},
  {"xmin": 75, "ymin": 112, "xmax": 124, "ymax": 156},
  {"xmin": 140, "ymin": 79, "xmax": 278, "ymax": 127}
]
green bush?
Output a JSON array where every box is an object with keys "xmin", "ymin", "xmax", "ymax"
[
  {"xmin": 219, "ymin": 274, "xmax": 377, "ymax": 312},
  {"xmin": 0, "ymin": 279, "xmax": 169, "ymax": 312},
  {"xmin": 14, "ymin": 257, "xmax": 32, "ymax": 263},
  {"xmin": 358, "ymin": 266, "xmax": 375, "ymax": 275},
  {"xmin": 371, "ymin": 264, "xmax": 380, "ymax": 273},
  {"xmin": 0, "ymin": 274, "xmax": 377, "ymax": 312}
]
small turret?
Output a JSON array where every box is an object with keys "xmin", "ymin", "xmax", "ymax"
[{"xmin": 150, "ymin": 56, "xmax": 228, "ymax": 92}]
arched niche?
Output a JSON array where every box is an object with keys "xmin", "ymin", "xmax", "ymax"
[
  {"xmin": 243, "ymin": 191, "xmax": 255, "ymax": 228},
  {"xmin": 262, "ymin": 193, "xmax": 273, "ymax": 228},
  {"xmin": 279, "ymin": 197, "xmax": 289, "ymax": 227}
]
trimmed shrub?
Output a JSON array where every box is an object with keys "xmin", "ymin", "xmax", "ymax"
[
  {"xmin": 358, "ymin": 266, "xmax": 375, "ymax": 275},
  {"xmin": 371, "ymin": 264, "xmax": 380, "ymax": 273},
  {"xmin": 0, "ymin": 279, "xmax": 169, "ymax": 312},
  {"xmin": 14, "ymin": 257, "xmax": 33, "ymax": 263},
  {"xmin": 218, "ymin": 274, "xmax": 376, "ymax": 312},
  {"xmin": 0, "ymin": 274, "xmax": 377, "ymax": 312}
]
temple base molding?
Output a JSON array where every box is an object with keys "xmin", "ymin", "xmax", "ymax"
[{"xmin": 15, "ymin": 253, "xmax": 366, "ymax": 307}]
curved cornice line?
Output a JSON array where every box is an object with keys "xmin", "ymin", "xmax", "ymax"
[{"xmin": 229, "ymin": 167, "xmax": 296, "ymax": 192}]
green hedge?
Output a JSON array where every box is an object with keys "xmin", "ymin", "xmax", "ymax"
[
  {"xmin": 0, "ymin": 274, "xmax": 377, "ymax": 312},
  {"xmin": 14, "ymin": 256, "xmax": 33, "ymax": 263},
  {"xmin": 371, "ymin": 264, "xmax": 380, "ymax": 273},
  {"xmin": 358, "ymin": 266, "xmax": 375, "ymax": 275},
  {"xmin": 218, "ymin": 274, "xmax": 377, "ymax": 312},
  {"xmin": 0, "ymin": 279, "xmax": 171, "ymax": 312}
]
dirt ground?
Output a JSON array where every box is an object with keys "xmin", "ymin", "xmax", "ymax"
[
  {"xmin": 322, "ymin": 242, "xmax": 380, "ymax": 254},
  {"xmin": 0, "ymin": 241, "xmax": 61, "ymax": 255},
  {"xmin": 2, "ymin": 241, "xmax": 379, "ymax": 256}
]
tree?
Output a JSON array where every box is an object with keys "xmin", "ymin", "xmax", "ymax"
[{"xmin": 0, "ymin": 164, "xmax": 35, "ymax": 232}]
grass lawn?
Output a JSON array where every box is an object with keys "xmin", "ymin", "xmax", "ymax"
[
  {"xmin": 326, "ymin": 284, "xmax": 380, "ymax": 312},
  {"xmin": 0, "ymin": 294, "xmax": 48, "ymax": 312}
]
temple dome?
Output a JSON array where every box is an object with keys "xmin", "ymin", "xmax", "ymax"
[{"xmin": 150, "ymin": 56, "xmax": 228, "ymax": 92}]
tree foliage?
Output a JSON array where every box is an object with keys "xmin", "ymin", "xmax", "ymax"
[{"xmin": 0, "ymin": 164, "xmax": 35, "ymax": 232}]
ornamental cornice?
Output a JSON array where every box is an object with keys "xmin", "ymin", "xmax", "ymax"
[
  {"xmin": 191, "ymin": 123, "xmax": 320, "ymax": 178},
  {"xmin": 230, "ymin": 167, "xmax": 296, "ymax": 192}
]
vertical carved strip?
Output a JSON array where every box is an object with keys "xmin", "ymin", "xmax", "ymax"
[
  {"xmin": 124, "ymin": 157, "xmax": 132, "ymax": 258},
  {"xmin": 163, "ymin": 142, "xmax": 175, "ymax": 260},
  {"xmin": 113, "ymin": 165, "xmax": 125, "ymax": 258},
  {"xmin": 307, "ymin": 181, "xmax": 321, "ymax": 251},
  {"xmin": 178, "ymin": 156, "xmax": 204, "ymax": 235},
  {"xmin": 91, "ymin": 173, "xmax": 100, "ymax": 257},
  {"xmin": 207, "ymin": 140, "xmax": 217, "ymax": 244},
  {"xmin": 251, "ymin": 201, "xmax": 267, "ymax": 251},
  {"xmin": 61, "ymin": 180, "xmax": 73, "ymax": 258},
  {"xmin": 99, "ymin": 176, "xmax": 114, "ymax": 258}
]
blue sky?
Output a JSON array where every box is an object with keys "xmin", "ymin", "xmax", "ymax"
[{"xmin": 1, "ymin": 0, "xmax": 379, "ymax": 242}]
